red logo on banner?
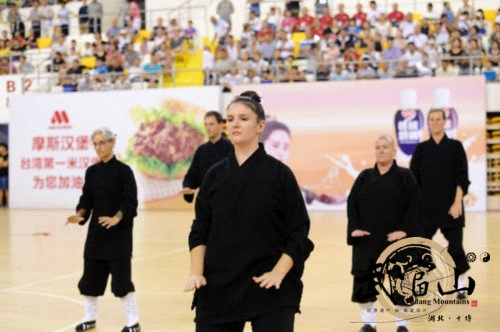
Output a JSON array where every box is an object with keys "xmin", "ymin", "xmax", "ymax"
[
  {"xmin": 471, "ymin": 300, "xmax": 478, "ymax": 307},
  {"xmin": 49, "ymin": 110, "xmax": 72, "ymax": 129}
]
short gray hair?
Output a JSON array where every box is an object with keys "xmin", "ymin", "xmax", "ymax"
[
  {"xmin": 91, "ymin": 127, "xmax": 116, "ymax": 141},
  {"xmin": 375, "ymin": 134, "xmax": 396, "ymax": 149}
]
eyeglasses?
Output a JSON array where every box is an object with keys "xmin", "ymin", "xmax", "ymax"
[{"xmin": 93, "ymin": 140, "xmax": 112, "ymax": 148}]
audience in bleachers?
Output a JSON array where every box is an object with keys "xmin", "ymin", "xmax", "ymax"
[{"xmin": 0, "ymin": 0, "xmax": 499, "ymax": 89}]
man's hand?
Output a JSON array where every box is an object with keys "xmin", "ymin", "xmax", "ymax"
[
  {"xmin": 351, "ymin": 229, "xmax": 371, "ymax": 237},
  {"xmin": 180, "ymin": 187, "xmax": 197, "ymax": 195},
  {"xmin": 449, "ymin": 200, "xmax": 463, "ymax": 219}
]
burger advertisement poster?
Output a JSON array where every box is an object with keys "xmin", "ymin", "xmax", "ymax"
[{"xmin": 9, "ymin": 86, "xmax": 221, "ymax": 209}]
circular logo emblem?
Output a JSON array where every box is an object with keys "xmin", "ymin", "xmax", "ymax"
[
  {"xmin": 374, "ymin": 237, "xmax": 458, "ymax": 319},
  {"xmin": 466, "ymin": 252, "xmax": 476, "ymax": 263}
]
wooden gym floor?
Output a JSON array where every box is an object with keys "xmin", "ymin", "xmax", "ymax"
[{"xmin": 0, "ymin": 209, "xmax": 498, "ymax": 332}]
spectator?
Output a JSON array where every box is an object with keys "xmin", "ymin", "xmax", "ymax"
[
  {"xmin": 213, "ymin": 47, "xmax": 231, "ymax": 79},
  {"xmin": 448, "ymin": 37, "xmax": 469, "ymax": 74},
  {"xmin": 483, "ymin": 60, "xmax": 498, "ymax": 81},
  {"xmin": 394, "ymin": 58, "xmax": 418, "ymax": 77},
  {"xmin": 402, "ymin": 41, "xmax": 423, "ymax": 69},
  {"xmin": 280, "ymin": 10, "xmax": 296, "ymax": 33},
  {"xmin": 225, "ymin": 35, "xmax": 239, "ymax": 62},
  {"xmin": 67, "ymin": 59, "xmax": 84, "ymax": 75},
  {"xmin": 184, "ymin": 20, "xmax": 197, "ymax": 41},
  {"xmin": 248, "ymin": 0, "xmax": 261, "ymax": 17},
  {"xmin": 257, "ymin": 32, "xmax": 276, "ymax": 61},
  {"xmin": 422, "ymin": 3, "xmax": 439, "ymax": 25},
  {"xmin": 399, "ymin": 12, "xmax": 419, "ymax": 38},
  {"xmin": 57, "ymin": 1, "xmax": 71, "ymax": 36},
  {"xmin": 457, "ymin": 0, "xmax": 474, "ymax": 17},
  {"xmin": 217, "ymin": 0, "xmax": 234, "ymax": 26},
  {"xmin": 487, "ymin": 40, "xmax": 500, "ymax": 69},
  {"xmin": 266, "ymin": 6, "xmax": 282, "ymax": 33},
  {"xmin": 88, "ymin": 0, "xmax": 103, "ymax": 34},
  {"xmin": 77, "ymin": 72, "xmax": 93, "ymax": 91},
  {"xmin": 79, "ymin": 0, "xmax": 89, "ymax": 34},
  {"xmin": 334, "ymin": 3, "xmax": 350, "ymax": 28},
  {"xmin": 123, "ymin": 43, "xmax": 139, "ymax": 67},
  {"xmin": 387, "ymin": 3, "xmax": 404, "ymax": 26},
  {"xmin": 28, "ymin": 1, "xmax": 42, "ymax": 40},
  {"xmin": 117, "ymin": 30, "xmax": 131, "ymax": 53},
  {"xmin": 243, "ymin": 68, "xmax": 260, "ymax": 84},
  {"xmin": 318, "ymin": 6, "xmax": 332, "ymax": 31},
  {"xmin": 367, "ymin": 0, "xmax": 383, "ymax": 27},
  {"xmin": 210, "ymin": 16, "xmax": 230, "ymax": 46},
  {"xmin": 281, "ymin": 65, "xmax": 306, "ymax": 82},
  {"xmin": 467, "ymin": 38, "xmax": 483, "ymax": 73},
  {"xmin": 374, "ymin": 13, "xmax": 392, "ymax": 37},
  {"xmin": 285, "ymin": 0, "xmax": 301, "ymax": 19},
  {"xmin": 275, "ymin": 30, "xmax": 294, "ymax": 59},
  {"xmin": 236, "ymin": 50, "xmax": 255, "ymax": 74},
  {"xmin": 297, "ymin": 7, "xmax": 314, "ymax": 31},
  {"xmin": 25, "ymin": 29, "xmax": 38, "ymax": 49},
  {"xmin": 51, "ymin": 35, "xmax": 68, "ymax": 57},
  {"xmin": 407, "ymin": 25, "xmax": 428, "ymax": 50},
  {"xmin": 356, "ymin": 56, "xmax": 377, "ymax": 79},
  {"xmin": 223, "ymin": 67, "xmax": 243, "ymax": 88},
  {"xmin": 0, "ymin": 143, "xmax": 8, "ymax": 208},
  {"xmin": 18, "ymin": 55, "xmax": 34, "ymax": 74},
  {"xmin": 436, "ymin": 59, "xmax": 459, "ymax": 76},
  {"xmin": 8, "ymin": 3, "xmax": 25, "ymax": 38},
  {"xmin": 62, "ymin": 74, "xmax": 78, "ymax": 92},
  {"xmin": 353, "ymin": 3, "xmax": 367, "ymax": 26},
  {"xmin": 202, "ymin": 45, "xmax": 214, "ymax": 85},
  {"xmin": 170, "ymin": 30, "xmax": 185, "ymax": 54},
  {"xmin": 346, "ymin": 19, "xmax": 362, "ymax": 36},
  {"xmin": 142, "ymin": 53, "xmax": 162, "ymax": 87},
  {"xmin": 50, "ymin": 51, "xmax": 65, "ymax": 72},
  {"xmin": 114, "ymin": 73, "xmax": 131, "ymax": 89},
  {"xmin": 105, "ymin": 44, "xmax": 123, "ymax": 65},
  {"xmin": 80, "ymin": 41, "xmax": 93, "ymax": 57},
  {"xmin": 335, "ymin": 28, "xmax": 355, "ymax": 52},
  {"xmin": 128, "ymin": 0, "xmax": 141, "ymax": 33},
  {"xmin": 472, "ymin": 10, "xmax": 490, "ymax": 36},
  {"xmin": 253, "ymin": 51, "xmax": 268, "ymax": 74},
  {"xmin": 94, "ymin": 72, "xmax": 113, "ymax": 90},
  {"xmin": 151, "ymin": 17, "xmax": 165, "ymax": 39},
  {"xmin": 93, "ymin": 42, "xmax": 107, "ymax": 62},
  {"xmin": 422, "ymin": 36, "xmax": 440, "ymax": 75},
  {"xmin": 420, "ymin": 18, "xmax": 431, "ymax": 35},
  {"xmin": 39, "ymin": 0, "xmax": 54, "ymax": 38},
  {"xmin": 107, "ymin": 18, "xmax": 121, "ymax": 39},
  {"xmin": 2, "ymin": 31, "xmax": 10, "ymax": 44},
  {"xmin": 457, "ymin": 11, "xmax": 473, "ymax": 37},
  {"xmin": 247, "ymin": 11, "xmax": 262, "ymax": 34},
  {"xmin": 0, "ymin": 57, "xmax": 17, "ymax": 75},
  {"xmin": 9, "ymin": 38, "xmax": 24, "ymax": 61},
  {"xmin": 363, "ymin": 41, "xmax": 380, "ymax": 71},
  {"xmin": 257, "ymin": 21, "xmax": 274, "ymax": 41},
  {"xmin": 491, "ymin": 23, "xmax": 500, "ymax": 44},
  {"xmin": 94, "ymin": 58, "xmax": 108, "ymax": 74},
  {"xmin": 343, "ymin": 44, "xmax": 360, "ymax": 72},
  {"xmin": 442, "ymin": 1, "xmax": 455, "ymax": 24},
  {"xmin": 107, "ymin": 55, "xmax": 124, "ymax": 83},
  {"xmin": 260, "ymin": 69, "xmax": 275, "ymax": 83}
]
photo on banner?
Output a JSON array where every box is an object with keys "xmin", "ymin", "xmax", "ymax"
[{"xmin": 231, "ymin": 76, "xmax": 486, "ymax": 212}]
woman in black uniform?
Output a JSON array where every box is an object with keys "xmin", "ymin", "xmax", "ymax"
[{"xmin": 185, "ymin": 91, "xmax": 314, "ymax": 332}]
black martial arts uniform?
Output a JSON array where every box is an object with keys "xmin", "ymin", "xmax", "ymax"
[
  {"xmin": 76, "ymin": 156, "xmax": 138, "ymax": 297},
  {"xmin": 347, "ymin": 161, "xmax": 421, "ymax": 303},
  {"xmin": 182, "ymin": 137, "xmax": 232, "ymax": 203},
  {"xmin": 410, "ymin": 134, "xmax": 470, "ymax": 275},
  {"xmin": 189, "ymin": 144, "xmax": 314, "ymax": 330}
]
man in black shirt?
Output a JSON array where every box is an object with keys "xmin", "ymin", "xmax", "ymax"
[
  {"xmin": 410, "ymin": 109, "xmax": 471, "ymax": 300},
  {"xmin": 181, "ymin": 111, "xmax": 232, "ymax": 203},
  {"xmin": 66, "ymin": 128, "xmax": 141, "ymax": 332},
  {"xmin": 0, "ymin": 143, "xmax": 8, "ymax": 207}
]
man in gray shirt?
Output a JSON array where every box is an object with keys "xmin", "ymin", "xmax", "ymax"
[
  {"xmin": 217, "ymin": 0, "xmax": 234, "ymax": 26},
  {"xmin": 257, "ymin": 33, "xmax": 276, "ymax": 61},
  {"xmin": 88, "ymin": 0, "xmax": 103, "ymax": 33},
  {"xmin": 382, "ymin": 36, "xmax": 402, "ymax": 70}
]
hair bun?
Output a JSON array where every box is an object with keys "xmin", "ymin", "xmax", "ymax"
[{"xmin": 239, "ymin": 90, "xmax": 261, "ymax": 103}]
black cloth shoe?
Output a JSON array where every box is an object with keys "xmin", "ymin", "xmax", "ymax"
[
  {"xmin": 75, "ymin": 320, "xmax": 96, "ymax": 331},
  {"xmin": 122, "ymin": 323, "xmax": 141, "ymax": 332},
  {"xmin": 457, "ymin": 292, "xmax": 467, "ymax": 300},
  {"xmin": 360, "ymin": 324, "xmax": 377, "ymax": 332},
  {"xmin": 397, "ymin": 327, "xmax": 409, "ymax": 332}
]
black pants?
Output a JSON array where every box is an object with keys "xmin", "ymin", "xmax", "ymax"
[
  {"xmin": 352, "ymin": 274, "xmax": 377, "ymax": 303},
  {"xmin": 61, "ymin": 24, "xmax": 69, "ymax": 36},
  {"xmin": 196, "ymin": 307, "xmax": 295, "ymax": 332},
  {"xmin": 89, "ymin": 18, "xmax": 101, "ymax": 33},
  {"xmin": 32, "ymin": 22, "xmax": 41, "ymax": 39},
  {"xmin": 78, "ymin": 259, "xmax": 135, "ymax": 297},
  {"xmin": 423, "ymin": 226, "xmax": 470, "ymax": 275}
]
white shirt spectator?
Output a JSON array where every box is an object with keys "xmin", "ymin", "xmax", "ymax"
[
  {"xmin": 223, "ymin": 71, "xmax": 243, "ymax": 87},
  {"xmin": 407, "ymin": 33, "xmax": 428, "ymax": 49},
  {"xmin": 248, "ymin": 16, "xmax": 262, "ymax": 33},
  {"xmin": 367, "ymin": 7, "xmax": 384, "ymax": 26},
  {"xmin": 267, "ymin": 11, "xmax": 282, "ymax": 28},
  {"xmin": 375, "ymin": 20, "xmax": 392, "ymax": 37},
  {"xmin": 226, "ymin": 43, "xmax": 239, "ymax": 62},
  {"xmin": 422, "ymin": 43, "xmax": 440, "ymax": 70},
  {"xmin": 399, "ymin": 20, "xmax": 419, "ymax": 38},
  {"xmin": 275, "ymin": 38, "xmax": 294, "ymax": 59},
  {"xmin": 422, "ymin": 9, "xmax": 439, "ymax": 22},
  {"xmin": 213, "ymin": 18, "xmax": 230, "ymax": 39},
  {"xmin": 402, "ymin": 49, "xmax": 423, "ymax": 68},
  {"xmin": 57, "ymin": 6, "xmax": 70, "ymax": 25}
]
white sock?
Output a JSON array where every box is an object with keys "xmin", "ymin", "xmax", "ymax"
[
  {"xmin": 82, "ymin": 296, "xmax": 98, "ymax": 322},
  {"xmin": 359, "ymin": 302, "xmax": 376, "ymax": 328},
  {"xmin": 121, "ymin": 292, "xmax": 139, "ymax": 327},
  {"xmin": 458, "ymin": 273, "xmax": 467, "ymax": 291}
]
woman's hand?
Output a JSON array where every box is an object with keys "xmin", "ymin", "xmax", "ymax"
[{"xmin": 184, "ymin": 275, "xmax": 207, "ymax": 292}]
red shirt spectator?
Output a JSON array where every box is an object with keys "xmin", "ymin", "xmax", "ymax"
[
  {"xmin": 319, "ymin": 7, "xmax": 333, "ymax": 29},
  {"xmin": 343, "ymin": 46, "xmax": 360, "ymax": 71},
  {"xmin": 334, "ymin": 3, "xmax": 350, "ymax": 27},
  {"xmin": 352, "ymin": 3, "xmax": 367, "ymax": 25},
  {"xmin": 297, "ymin": 7, "xmax": 314, "ymax": 31},
  {"xmin": 257, "ymin": 21, "xmax": 275, "ymax": 40},
  {"xmin": 387, "ymin": 3, "xmax": 405, "ymax": 24}
]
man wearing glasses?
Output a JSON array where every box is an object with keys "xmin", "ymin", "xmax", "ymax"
[{"xmin": 66, "ymin": 128, "xmax": 141, "ymax": 332}]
